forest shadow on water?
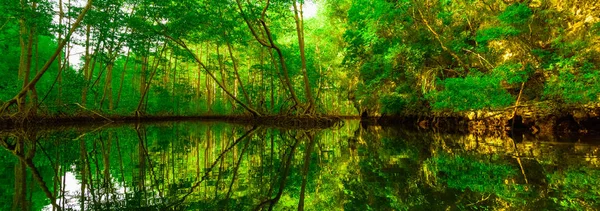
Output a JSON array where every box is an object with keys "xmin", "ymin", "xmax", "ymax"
[{"xmin": 1, "ymin": 121, "xmax": 600, "ymax": 211}]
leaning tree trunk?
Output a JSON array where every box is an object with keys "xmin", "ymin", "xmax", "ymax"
[
  {"xmin": 235, "ymin": 0, "xmax": 302, "ymax": 109},
  {"xmin": 164, "ymin": 35, "xmax": 262, "ymax": 117},
  {"xmin": 136, "ymin": 43, "xmax": 167, "ymax": 116},
  {"xmin": 226, "ymin": 42, "xmax": 252, "ymax": 107}
]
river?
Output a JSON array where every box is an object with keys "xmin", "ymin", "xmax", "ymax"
[{"xmin": 0, "ymin": 120, "xmax": 599, "ymax": 210}]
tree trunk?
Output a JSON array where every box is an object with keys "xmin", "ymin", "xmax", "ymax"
[
  {"xmin": 79, "ymin": 138, "xmax": 87, "ymax": 211},
  {"xmin": 298, "ymin": 133, "xmax": 315, "ymax": 211},
  {"xmin": 24, "ymin": 1, "xmax": 38, "ymax": 114},
  {"xmin": 81, "ymin": 25, "xmax": 91, "ymax": 106},
  {"xmin": 31, "ymin": 32, "xmax": 39, "ymax": 114},
  {"xmin": 17, "ymin": 0, "xmax": 29, "ymax": 112},
  {"xmin": 57, "ymin": 0, "xmax": 64, "ymax": 106},
  {"xmin": 136, "ymin": 43, "xmax": 167, "ymax": 116},
  {"xmin": 164, "ymin": 35, "xmax": 262, "ymax": 116},
  {"xmin": 115, "ymin": 50, "xmax": 130, "ymax": 109},
  {"xmin": 101, "ymin": 61, "xmax": 114, "ymax": 110},
  {"xmin": 270, "ymin": 60, "xmax": 274, "ymax": 112},
  {"xmin": 140, "ymin": 55, "xmax": 147, "ymax": 98},
  {"xmin": 216, "ymin": 44, "xmax": 236, "ymax": 110},
  {"xmin": 171, "ymin": 52, "xmax": 178, "ymax": 114},
  {"xmin": 260, "ymin": 48, "xmax": 265, "ymax": 110},
  {"xmin": 267, "ymin": 49, "xmax": 288, "ymax": 111},
  {"xmin": 205, "ymin": 43, "xmax": 213, "ymax": 113},
  {"xmin": 293, "ymin": 1, "xmax": 315, "ymax": 114},
  {"xmin": 196, "ymin": 46, "xmax": 202, "ymax": 101},
  {"xmin": 102, "ymin": 133, "xmax": 112, "ymax": 190},
  {"xmin": 12, "ymin": 139, "xmax": 27, "ymax": 211},
  {"xmin": 235, "ymin": 0, "xmax": 302, "ymax": 109}
]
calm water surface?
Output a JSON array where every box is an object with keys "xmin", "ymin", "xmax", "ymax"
[{"xmin": 1, "ymin": 121, "xmax": 599, "ymax": 210}]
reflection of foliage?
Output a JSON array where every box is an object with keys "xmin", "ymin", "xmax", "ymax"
[
  {"xmin": 342, "ymin": 133, "xmax": 424, "ymax": 211},
  {"xmin": 426, "ymin": 153, "xmax": 530, "ymax": 206},
  {"xmin": 2, "ymin": 121, "xmax": 600, "ymax": 210},
  {"xmin": 0, "ymin": 153, "xmax": 17, "ymax": 211},
  {"xmin": 547, "ymin": 167, "xmax": 600, "ymax": 210},
  {"xmin": 428, "ymin": 154, "xmax": 516, "ymax": 192}
]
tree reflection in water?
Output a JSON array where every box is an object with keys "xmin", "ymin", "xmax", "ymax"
[{"xmin": 1, "ymin": 121, "xmax": 600, "ymax": 210}]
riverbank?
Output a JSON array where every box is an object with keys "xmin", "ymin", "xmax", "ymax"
[
  {"xmin": 371, "ymin": 103, "xmax": 600, "ymax": 136},
  {"xmin": 0, "ymin": 114, "xmax": 354, "ymax": 130},
  {"xmin": 4, "ymin": 102, "xmax": 600, "ymax": 135}
]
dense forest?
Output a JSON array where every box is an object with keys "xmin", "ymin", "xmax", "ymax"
[
  {"xmin": 3, "ymin": 1, "xmax": 600, "ymax": 210},
  {"xmin": 1, "ymin": 0, "xmax": 599, "ymax": 121}
]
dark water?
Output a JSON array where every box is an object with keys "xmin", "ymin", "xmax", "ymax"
[{"xmin": 1, "ymin": 121, "xmax": 600, "ymax": 211}]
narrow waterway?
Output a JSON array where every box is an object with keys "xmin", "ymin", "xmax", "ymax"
[{"xmin": 1, "ymin": 121, "xmax": 599, "ymax": 210}]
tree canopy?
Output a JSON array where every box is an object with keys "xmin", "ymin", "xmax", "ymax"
[{"xmin": 0, "ymin": 0, "xmax": 599, "ymax": 117}]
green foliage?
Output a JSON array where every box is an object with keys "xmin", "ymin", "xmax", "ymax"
[
  {"xmin": 428, "ymin": 154, "xmax": 517, "ymax": 192},
  {"xmin": 543, "ymin": 61, "xmax": 600, "ymax": 104},
  {"xmin": 593, "ymin": 22, "xmax": 600, "ymax": 35},
  {"xmin": 531, "ymin": 48, "xmax": 560, "ymax": 69},
  {"xmin": 427, "ymin": 74, "xmax": 515, "ymax": 111},
  {"xmin": 0, "ymin": 0, "xmax": 598, "ymax": 117},
  {"xmin": 476, "ymin": 26, "xmax": 521, "ymax": 45},
  {"xmin": 380, "ymin": 85, "xmax": 421, "ymax": 114},
  {"xmin": 426, "ymin": 153, "xmax": 531, "ymax": 206},
  {"xmin": 498, "ymin": 3, "xmax": 533, "ymax": 25},
  {"xmin": 547, "ymin": 167, "xmax": 600, "ymax": 210},
  {"xmin": 492, "ymin": 63, "xmax": 532, "ymax": 84}
]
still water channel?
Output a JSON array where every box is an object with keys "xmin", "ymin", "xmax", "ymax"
[{"xmin": 0, "ymin": 120, "xmax": 599, "ymax": 210}]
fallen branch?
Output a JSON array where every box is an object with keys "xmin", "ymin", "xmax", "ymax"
[
  {"xmin": 73, "ymin": 103, "xmax": 114, "ymax": 122},
  {"xmin": 72, "ymin": 122, "xmax": 112, "ymax": 141}
]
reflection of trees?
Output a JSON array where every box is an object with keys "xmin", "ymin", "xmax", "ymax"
[
  {"xmin": 2, "ymin": 121, "xmax": 600, "ymax": 210},
  {"xmin": 254, "ymin": 131, "xmax": 301, "ymax": 211},
  {"xmin": 168, "ymin": 125, "xmax": 257, "ymax": 209},
  {"xmin": 0, "ymin": 123, "xmax": 353, "ymax": 210},
  {"xmin": 338, "ymin": 125, "xmax": 600, "ymax": 210},
  {"xmin": 0, "ymin": 129, "xmax": 60, "ymax": 210}
]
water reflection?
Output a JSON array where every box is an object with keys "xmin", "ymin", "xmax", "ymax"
[{"xmin": 1, "ymin": 121, "xmax": 600, "ymax": 210}]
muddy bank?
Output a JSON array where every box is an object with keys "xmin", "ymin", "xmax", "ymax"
[
  {"xmin": 0, "ymin": 114, "xmax": 350, "ymax": 130},
  {"xmin": 369, "ymin": 104, "xmax": 600, "ymax": 136}
]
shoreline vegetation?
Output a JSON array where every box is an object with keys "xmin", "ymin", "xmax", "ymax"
[
  {"xmin": 379, "ymin": 103, "xmax": 600, "ymax": 135},
  {"xmin": 3, "ymin": 102, "xmax": 600, "ymax": 137},
  {"xmin": 0, "ymin": 113, "xmax": 352, "ymax": 130}
]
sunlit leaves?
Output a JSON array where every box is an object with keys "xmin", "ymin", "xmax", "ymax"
[
  {"xmin": 543, "ymin": 61, "xmax": 600, "ymax": 104},
  {"xmin": 492, "ymin": 63, "xmax": 531, "ymax": 84}
]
